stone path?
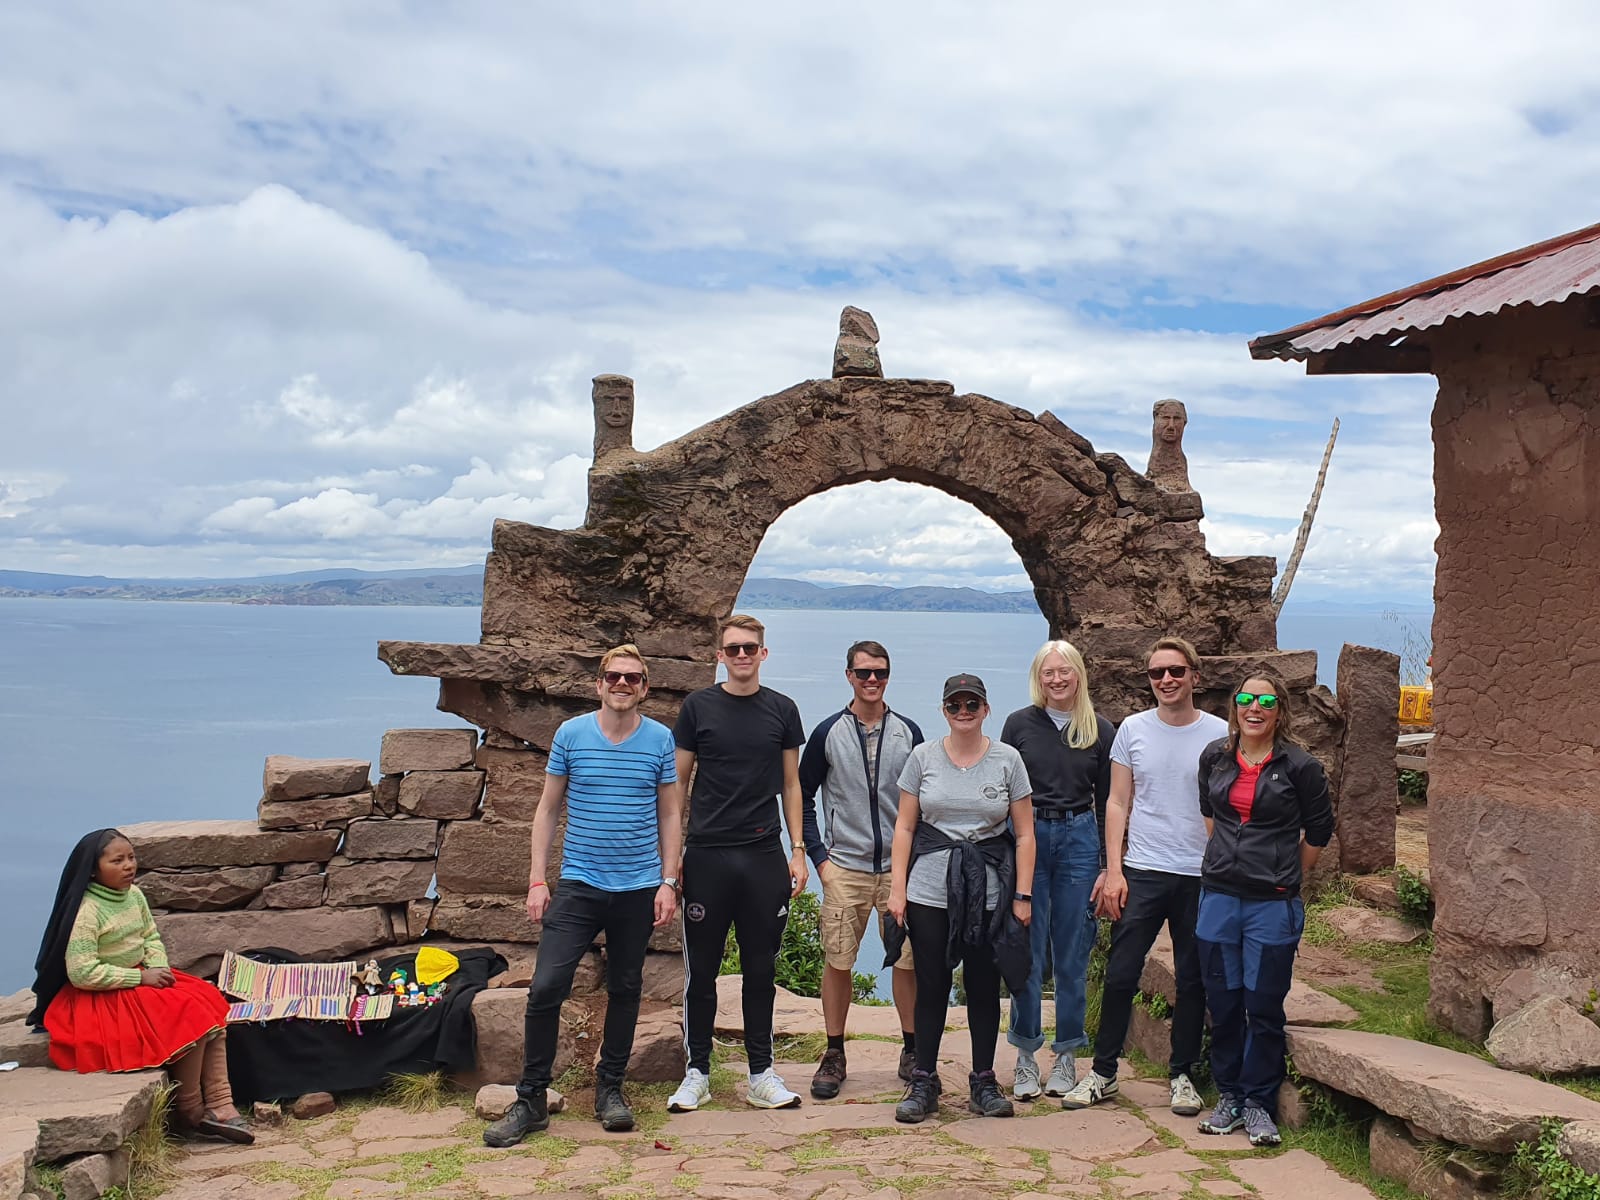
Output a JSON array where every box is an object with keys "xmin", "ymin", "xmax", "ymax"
[{"xmin": 156, "ymin": 1049, "xmax": 1381, "ymax": 1200}]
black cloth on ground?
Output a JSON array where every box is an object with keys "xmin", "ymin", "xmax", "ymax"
[
  {"xmin": 29, "ymin": 828, "xmax": 124, "ymax": 1027},
  {"xmin": 224, "ymin": 945, "xmax": 507, "ymax": 1103}
]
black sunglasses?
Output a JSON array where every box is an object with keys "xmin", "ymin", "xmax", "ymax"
[
  {"xmin": 721, "ymin": 642, "xmax": 762, "ymax": 658},
  {"xmin": 943, "ymin": 698, "xmax": 983, "ymax": 714},
  {"xmin": 602, "ymin": 670, "xmax": 645, "ymax": 686},
  {"xmin": 851, "ymin": 668, "xmax": 890, "ymax": 681},
  {"xmin": 1146, "ymin": 664, "xmax": 1190, "ymax": 681}
]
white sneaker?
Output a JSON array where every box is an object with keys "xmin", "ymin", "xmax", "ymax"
[
  {"xmin": 1060, "ymin": 1069, "xmax": 1118, "ymax": 1110},
  {"xmin": 745, "ymin": 1067, "xmax": 802, "ymax": 1109},
  {"xmin": 1012, "ymin": 1050, "xmax": 1042, "ymax": 1101},
  {"xmin": 1043, "ymin": 1052, "xmax": 1078, "ymax": 1097},
  {"xmin": 1170, "ymin": 1072, "xmax": 1203, "ymax": 1116},
  {"xmin": 667, "ymin": 1068, "xmax": 711, "ymax": 1113}
]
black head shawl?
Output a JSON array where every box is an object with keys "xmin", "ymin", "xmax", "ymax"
[{"xmin": 28, "ymin": 828, "xmax": 125, "ymax": 1027}]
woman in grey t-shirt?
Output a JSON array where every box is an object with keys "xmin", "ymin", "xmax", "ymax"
[{"xmin": 887, "ymin": 673, "xmax": 1035, "ymax": 1124}]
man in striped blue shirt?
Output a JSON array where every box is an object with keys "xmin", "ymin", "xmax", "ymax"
[{"xmin": 484, "ymin": 644, "xmax": 683, "ymax": 1146}]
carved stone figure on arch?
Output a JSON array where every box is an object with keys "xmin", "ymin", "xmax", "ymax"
[{"xmin": 1146, "ymin": 398, "xmax": 1193, "ymax": 492}]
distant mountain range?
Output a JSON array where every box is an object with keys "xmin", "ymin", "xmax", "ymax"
[{"xmin": 0, "ymin": 568, "xmax": 1040, "ymax": 613}]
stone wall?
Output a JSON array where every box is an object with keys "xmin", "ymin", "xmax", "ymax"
[{"xmin": 1424, "ymin": 301, "xmax": 1600, "ymax": 1039}]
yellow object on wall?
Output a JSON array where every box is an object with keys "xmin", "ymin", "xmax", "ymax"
[{"xmin": 1399, "ymin": 686, "xmax": 1433, "ymax": 726}]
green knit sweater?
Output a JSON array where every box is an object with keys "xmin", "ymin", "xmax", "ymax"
[{"xmin": 64, "ymin": 883, "xmax": 169, "ymax": 991}]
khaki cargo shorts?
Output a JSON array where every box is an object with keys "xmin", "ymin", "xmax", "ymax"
[{"xmin": 820, "ymin": 864, "xmax": 914, "ymax": 972}]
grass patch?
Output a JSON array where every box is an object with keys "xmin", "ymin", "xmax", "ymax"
[
  {"xmin": 380, "ymin": 1070, "xmax": 451, "ymax": 1112},
  {"xmin": 1558, "ymin": 1075, "xmax": 1600, "ymax": 1103},
  {"xmin": 772, "ymin": 1031, "xmax": 828, "ymax": 1063},
  {"xmin": 1320, "ymin": 956, "xmax": 1489, "ymax": 1060},
  {"xmin": 124, "ymin": 1079, "xmax": 180, "ymax": 1197},
  {"xmin": 1278, "ymin": 1114, "xmax": 1423, "ymax": 1200},
  {"xmin": 30, "ymin": 1165, "xmax": 63, "ymax": 1199},
  {"xmin": 252, "ymin": 1161, "xmax": 343, "ymax": 1200}
]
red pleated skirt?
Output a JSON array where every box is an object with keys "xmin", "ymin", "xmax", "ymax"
[{"xmin": 45, "ymin": 970, "xmax": 229, "ymax": 1073}]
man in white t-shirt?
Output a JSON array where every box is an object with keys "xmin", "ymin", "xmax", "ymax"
[{"xmin": 1061, "ymin": 636, "xmax": 1225, "ymax": 1117}]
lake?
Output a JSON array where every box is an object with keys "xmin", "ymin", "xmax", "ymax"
[{"xmin": 0, "ymin": 597, "xmax": 1429, "ymax": 992}]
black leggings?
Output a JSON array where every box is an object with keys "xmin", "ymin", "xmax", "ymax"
[
  {"xmin": 681, "ymin": 842, "xmax": 792, "ymax": 1074},
  {"xmin": 906, "ymin": 901, "xmax": 1001, "ymax": 1076}
]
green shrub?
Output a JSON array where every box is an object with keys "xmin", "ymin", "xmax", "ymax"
[
  {"xmin": 1507, "ymin": 1120, "xmax": 1600, "ymax": 1199},
  {"xmin": 719, "ymin": 890, "xmax": 826, "ymax": 998},
  {"xmin": 1397, "ymin": 768, "xmax": 1428, "ymax": 804},
  {"xmin": 1394, "ymin": 865, "xmax": 1433, "ymax": 928}
]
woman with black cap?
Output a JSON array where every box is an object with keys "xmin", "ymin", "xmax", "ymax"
[
  {"xmin": 886, "ymin": 673, "xmax": 1035, "ymax": 1124},
  {"xmin": 30, "ymin": 829, "xmax": 253, "ymax": 1143}
]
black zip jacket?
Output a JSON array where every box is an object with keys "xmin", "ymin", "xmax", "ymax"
[
  {"xmin": 881, "ymin": 823, "xmax": 1031, "ymax": 994},
  {"xmin": 1197, "ymin": 738, "xmax": 1334, "ymax": 900}
]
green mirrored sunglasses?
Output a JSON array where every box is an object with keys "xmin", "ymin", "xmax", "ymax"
[{"xmin": 1234, "ymin": 692, "xmax": 1278, "ymax": 710}]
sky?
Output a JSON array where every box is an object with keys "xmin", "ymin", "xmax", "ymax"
[{"xmin": 5, "ymin": 4, "xmax": 1600, "ymax": 606}]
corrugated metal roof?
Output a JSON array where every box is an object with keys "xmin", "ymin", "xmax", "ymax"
[{"xmin": 1250, "ymin": 219, "xmax": 1600, "ymax": 364}]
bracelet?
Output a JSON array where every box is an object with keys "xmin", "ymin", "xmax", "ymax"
[
  {"xmin": 1015, "ymin": 892, "xmax": 1033, "ymax": 902},
  {"xmin": 528, "ymin": 881, "xmax": 548, "ymax": 891}
]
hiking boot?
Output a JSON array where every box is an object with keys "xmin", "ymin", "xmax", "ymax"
[
  {"xmin": 1043, "ymin": 1051, "xmax": 1078, "ymax": 1097},
  {"xmin": 810, "ymin": 1047, "xmax": 847, "ymax": 1099},
  {"xmin": 895, "ymin": 1069, "xmax": 941, "ymax": 1124},
  {"xmin": 594, "ymin": 1082, "xmax": 635, "ymax": 1132},
  {"xmin": 746, "ymin": 1068, "xmax": 802, "ymax": 1109},
  {"xmin": 1169, "ymin": 1072, "xmax": 1203, "ymax": 1116},
  {"xmin": 483, "ymin": 1094, "xmax": 549, "ymax": 1147},
  {"xmin": 1243, "ymin": 1101, "xmax": 1281, "ymax": 1147},
  {"xmin": 1012, "ymin": 1049, "xmax": 1042, "ymax": 1101},
  {"xmin": 1199, "ymin": 1093, "xmax": 1244, "ymax": 1135},
  {"xmin": 898, "ymin": 1047, "xmax": 916, "ymax": 1082},
  {"xmin": 968, "ymin": 1069, "xmax": 1014, "ymax": 1117},
  {"xmin": 1060, "ymin": 1069, "xmax": 1118, "ymax": 1110},
  {"xmin": 667, "ymin": 1068, "xmax": 711, "ymax": 1113}
]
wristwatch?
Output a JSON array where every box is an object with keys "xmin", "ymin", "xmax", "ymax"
[{"xmin": 662, "ymin": 876, "xmax": 680, "ymax": 892}]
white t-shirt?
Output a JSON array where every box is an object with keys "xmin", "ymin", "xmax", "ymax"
[{"xmin": 1109, "ymin": 707, "xmax": 1227, "ymax": 877}]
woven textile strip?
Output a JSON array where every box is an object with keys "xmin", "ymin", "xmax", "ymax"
[{"xmin": 218, "ymin": 951, "xmax": 391, "ymax": 1022}]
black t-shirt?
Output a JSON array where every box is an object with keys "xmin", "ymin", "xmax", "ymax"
[{"xmin": 674, "ymin": 684, "xmax": 805, "ymax": 848}]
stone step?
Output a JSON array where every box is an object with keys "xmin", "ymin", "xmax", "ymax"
[
  {"xmin": 0, "ymin": 1067, "xmax": 165, "ymax": 1166},
  {"xmin": 1287, "ymin": 1026, "xmax": 1600, "ymax": 1152},
  {"xmin": 0, "ymin": 1024, "xmax": 50, "ymax": 1071},
  {"xmin": 1138, "ymin": 928, "xmax": 1358, "ymax": 1026}
]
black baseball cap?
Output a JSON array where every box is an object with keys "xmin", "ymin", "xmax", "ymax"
[{"xmin": 942, "ymin": 673, "xmax": 987, "ymax": 701}]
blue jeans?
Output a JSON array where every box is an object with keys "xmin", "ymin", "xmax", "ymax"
[
  {"xmin": 1007, "ymin": 808, "xmax": 1100, "ymax": 1053},
  {"xmin": 1196, "ymin": 889, "xmax": 1305, "ymax": 1113}
]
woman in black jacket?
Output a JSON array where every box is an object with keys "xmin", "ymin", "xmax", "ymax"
[{"xmin": 1193, "ymin": 673, "xmax": 1333, "ymax": 1148}]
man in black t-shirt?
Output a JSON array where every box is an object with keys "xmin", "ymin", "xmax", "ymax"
[{"xmin": 667, "ymin": 613, "xmax": 808, "ymax": 1112}]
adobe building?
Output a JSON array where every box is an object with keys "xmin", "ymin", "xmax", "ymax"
[{"xmin": 1250, "ymin": 221, "xmax": 1600, "ymax": 1038}]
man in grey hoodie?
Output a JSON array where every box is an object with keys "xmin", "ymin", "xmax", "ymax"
[{"xmin": 800, "ymin": 640, "xmax": 923, "ymax": 1098}]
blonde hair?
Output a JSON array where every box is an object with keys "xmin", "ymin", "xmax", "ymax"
[
  {"xmin": 1028, "ymin": 640, "xmax": 1100, "ymax": 750},
  {"xmin": 718, "ymin": 613, "xmax": 766, "ymax": 642},
  {"xmin": 599, "ymin": 643, "xmax": 648, "ymax": 680},
  {"xmin": 1145, "ymin": 635, "xmax": 1199, "ymax": 670}
]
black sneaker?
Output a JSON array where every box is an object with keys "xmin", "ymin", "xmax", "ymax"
[
  {"xmin": 810, "ymin": 1047, "xmax": 847, "ymax": 1099},
  {"xmin": 897, "ymin": 1047, "xmax": 916, "ymax": 1082},
  {"xmin": 594, "ymin": 1082, "xmax": 635, "ymax": 1132},
  {"xmin": 968, "ymin": 1069, "xmax": 1014, "ymax": 1118},
  {"xmin": 895, "ymin": 1069, "xmax": 941, "ymax": 1124},
  {"xmin": 482, "ymin": 1094, "xmax": 549, "ymax": 1147}
]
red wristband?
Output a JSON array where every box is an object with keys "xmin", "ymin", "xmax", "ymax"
[{"xmin": 529, "ymin": 881, "xmax": 547, "ymax": 890}]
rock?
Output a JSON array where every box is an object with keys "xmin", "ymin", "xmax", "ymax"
[
  {"xmin": 343, "ymin": 817, "xmax": 440, "ymax": 860},
  {"xmin": 121, "ymin": 821, "xmax": 343, "ymax": 869},
  {"xmin": 397, "ymin": 770, "xmax": 484, "ymax": 819},
  {"xmin": 832, "ymin": 306, "xmax": 883, "ymax": 379},
  {"xmin": 403, "ymin": 899, "xmax": 435, "ymax": 940},
  {"xmin": 379, "ymin": 729, "xmax": 478, "ymax": 774},
  {"xmin": 1493, "ymin": 965, "xmax": 1589, "ymax": 1023},
  {"xmin": 0, "ymin": 1022, "xmax": 52, "ymax": 1069},
  {"xmin": 611, "ymin": 1003, "xmax": 684, "ymax": 1083},
  {"xmin": 0, "ymin": 1068, "xmax": 163, "ymax": 1161},
  {"xmin": 251, "ymin": 1101, "xmax": 284, "ymax": 1126},
  {"xmin": 430, "ymin": 893, "xmax": 540, "ymax": 943},
  {"xmin": 135, "ymin": 866, "xmax": 276, "ymax": 911},
  {"xmin": 1348, "ymin": 874, "xmax": 1402, "ymax": 912},
  {"xmin": 262, "ymin": 756, "xmax": 371, "ymax": 802},
  {"xmin": 436, "ymin": 821, "xmax": 531, "ymax": 894},
  {"xmin": 1370, "ymin": 1116, "xmax": 1502, "ymax": 1200},
  {"xmin": 1335, "ymin": 645, "xmax": 1400, "ymax": 874},
  {"xmin": 0, "ymin": 990, "xmax": 37, "ymax": 1026},
  {"xmin": 639, "ymin": 950, "xmax": 685, "ymax": 1003},
  {"xmin": 1558, "ymin": 1120, "xmax": 1600, "ymax": 1176},
  {"xmin": 256, "ymin": 873, "xmax": 326, "ymax": 909},
  {"xmin": 290, "ymin": 1092, "xmax": 335, "ymax": 1119},
  {"xmin": 1126, "ymin": 1005, "xmax": 1171, "ymax": 1066},
  {"xmin": 324, "ymin": 857, "xmax": 434, "ymax": 907},
  {"xmin": 477, "ymin": 745, "xmax": 548, "ymax": 823},
  {"xmin": 373, "ymin": 774, "xmax": 402, "ymax": 816},
  {"xmin": 452, "ymin": 990, "xmax": 578, "ymax": 1089},
  {"xmin": 155, "ymin": 906, "xmax": 392, "ymax": 973},
  {"xmin": 1277, "ymin": 1080, "xmax": 1309, "ymax": 1130},
  {"xmin": 1324, "ymin": 906, "xmax": 1426, "ymax": 945},
  {"xmin": 474, "ymin": 1084, "xmax": 517, "ymax": 1120},
  {"xmin": 1286, "ymin": 1026, "xmax": 1600, "ymax": 1151},
  {"xmin": 0, "ymin": 1112, "xmax": 36, "ymax": 1200},
  {"xmin": 61, "ymin": 1146, "xmax": 129, "ymax": 1200},
  {"xmin": 257, "ymin": 789, "xmax": 374, "ymax": 831},
  {"xmin": 1138, "ymin": 928, "xmax": 1357, "ymax": 1025},
  {"xmin": 714, "ymin": 977, "xmax": 819, "ymax": 1038},
  {"xmin": 1233, "ymin": 1148, "xmax": 1382, "ymax": 1199},
  {"xmin": 277, "ymin": 861, "xmax": 324, "ymax": 879},
  {"xmin": 1487, "ymin": 995, "xmax": 1600, "ymax": 1075}
]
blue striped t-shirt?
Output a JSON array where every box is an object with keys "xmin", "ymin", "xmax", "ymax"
[{"xmin": 550, "ymin": 712, "xmax": 677, "ymax": 892}]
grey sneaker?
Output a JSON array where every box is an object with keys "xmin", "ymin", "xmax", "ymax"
[
  {"xmin": 1012, "ymin": 1050, "xmax": 1042, "ymax": 1101},
  {"xmin": 1043, "ymin": 1052, "xmax": 1078, "ymax": 1097},
  {"xmin": 1169, "ymin": 1072, "xmax": 1203, "ymax": 1116},
  {"xmin": 1060, "ymin": 1069, "xmax": 1118, "ymax": 1110},
  {"xmin": 1243, "ymin": 1101, "xmax": 1281, "ymax": 1147},
  {"xmin": 1198, "ymin": 1093, "xmax": 1244, "ymax": 1135}
]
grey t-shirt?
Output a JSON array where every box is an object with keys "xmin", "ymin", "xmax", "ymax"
[{"xmin": 897, "ymin": 738, "xmax": 1032, "ymax": 909}]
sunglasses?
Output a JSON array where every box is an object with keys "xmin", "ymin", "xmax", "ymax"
[
  {"xmin": 851, "ymin": 668, "xmax": 890, "ymax": 681},
  {"xmin": 602, "ymin": 670, "xmax": 645, "ymax": 686},
  {"xmin": 943, "ymin": 698, "xmax": 983, "ymax": 714},
  {"xmin": 721, "ymin": 642, "xmax": 762, "ymax": 658},
  {"xmin": 1234, "ymin": 692, "xmax": 1279, "ymax": 710},
  {"xmin": 1146, "ymin": 664, "xmax": 1190, "ymax": 681}
]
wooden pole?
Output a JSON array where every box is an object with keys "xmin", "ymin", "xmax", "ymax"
[{"xmin": 1272, "ymin": 417, "xmax": 1340, "ymax": 616}]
